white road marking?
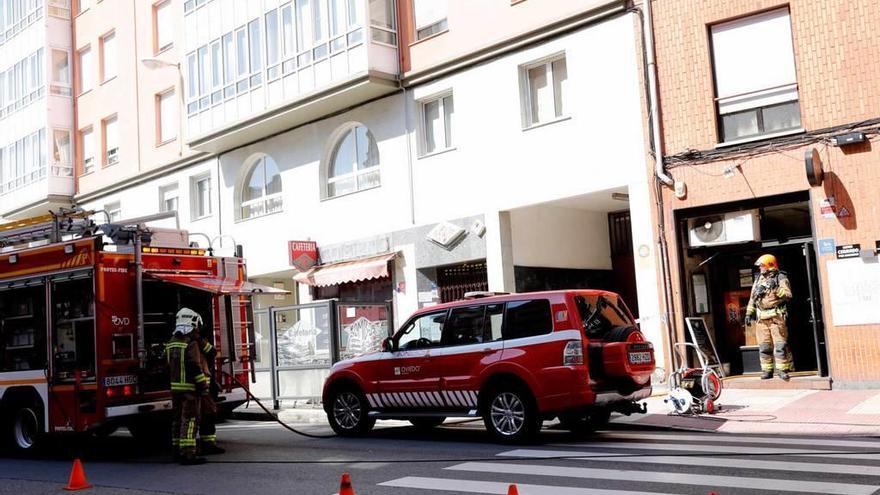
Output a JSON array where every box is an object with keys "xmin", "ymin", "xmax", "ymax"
[
  {"xmin": 379, "ymin": 476, "xmax": 678, "ymax": 495},
  {"xmin": 601, "ymin": 431, "xmax": 880, "ymax": 449},
  {"xmin": 546, "ymin": 440, "xmax": 880, "ymax": 460},
  {"xmin": 500, "ymin": 448, "xmax": 880, "ymax": 477},
  {"xmin": 447, "ymin": 462, "xmax": 878, "ymax": 495}
]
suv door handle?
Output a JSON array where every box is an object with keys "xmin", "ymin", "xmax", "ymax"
[{"xmin": 481, "ymin": 347, "xmax": 494, "ymax": 354}]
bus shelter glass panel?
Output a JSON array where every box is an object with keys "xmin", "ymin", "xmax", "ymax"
[
  {"xmin": 275, "ymin": 306, "xmax": 332, "ymax": 367},
  {"xmin": 250, "ymin": 309, "xmax": 273, "ymax": 400},
  {"xmin": 337, "ymin": 303, "xmax": 389, "ymax": 361}
]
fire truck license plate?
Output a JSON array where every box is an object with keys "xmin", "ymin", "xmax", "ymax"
[
  {"xmin": 628, "ymin": 351, "xmax": 652, "ymax": 364},
  {"xmin": 103, "ymin": 375, "xmax": 138, "ymax": 387}
]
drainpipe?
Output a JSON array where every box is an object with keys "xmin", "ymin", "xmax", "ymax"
[
  {"xmin": 642, "ymin": 0, "xmax": 673, "ymax": 186},
  {"xmin": 640, "ymin": 0, "xmax": 677, "ymax": 373}
]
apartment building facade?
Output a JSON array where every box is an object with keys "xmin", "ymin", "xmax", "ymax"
[
  {"xmin": 0, "ymin": 0, "xmax": 75, "ymax": 221},
  {"xmin": 650, "ymin": 0, "xmax": 880, "ymax": 388},
  {"xmin": 68, "ymin": 0, "xmax": 666, "ymax": 401}
]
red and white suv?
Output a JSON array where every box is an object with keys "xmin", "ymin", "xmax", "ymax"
[{"xmin": 322, "ymin": 290, "xmax": 654, "ymax": 442}]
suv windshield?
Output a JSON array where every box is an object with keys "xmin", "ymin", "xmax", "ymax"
[{"xmin": 574, "ymin": 294, "xmax": 634, "ymax": 339}]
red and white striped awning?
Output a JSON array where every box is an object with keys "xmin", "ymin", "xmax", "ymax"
[{"xmin": 293, "ymin": 252, "xmax": 396, "ymax": 287}]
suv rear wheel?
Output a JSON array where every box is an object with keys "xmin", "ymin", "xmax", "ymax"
[
  {"xmin": 327, "ymin": 387, "xmax": 375, "ymax": 437},
  {"xmin": 483, "ymin": 385, "xmax": 541, "ymax": 443}
]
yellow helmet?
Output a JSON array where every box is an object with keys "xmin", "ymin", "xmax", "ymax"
[{"xmin": 754, "ymin": 254, "xmax": 778, "ymax": 271}]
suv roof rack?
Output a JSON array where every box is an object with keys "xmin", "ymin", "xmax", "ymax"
[{"xmin": 463, "ymin": 291, "xmax": 510, "ymax": 300}]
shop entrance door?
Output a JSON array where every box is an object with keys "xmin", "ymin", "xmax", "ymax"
[{"xmin": 802, "ymin": 241, "xmax": 828, "ymax": 376}]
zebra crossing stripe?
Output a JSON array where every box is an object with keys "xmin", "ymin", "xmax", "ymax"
[
  {"xmin": 499, "ymin": 448, "xmax": 880, "ymax": 477},
  {"xmin": 603, "ymin": 432, "xmax": 880, "ymax": 450},
  {"xmin": 546, "ymin": 440, "xmax": 868, "ymax": 458},
  {"xmin": 379, "ymin": 476, "xmax": 677, "ymax": 495},
  {"xmin": 447, "ymin": 462, "xmax": 878, "ymax": 495}
]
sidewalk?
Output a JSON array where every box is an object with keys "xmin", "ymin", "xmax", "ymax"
[
  {"xmin": 233, "ymin": 388, "xmax": 880, "ymax": 436},
  {"xmin": 616, "ymin": 388, "xmax": 880, "ymax": 436}
]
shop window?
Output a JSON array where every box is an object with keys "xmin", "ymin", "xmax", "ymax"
[
  {"xmin": 442, "ymin": 305, "xmax": 485, "ymax": 346},
  {"xmin": 51, "ymin": 275, "xmax": 96, "ymax": 382},
  {"xmin": 711, "ymin": 8, "xmax": 801, "ymax": 143},
  {"xmin": 0, "ymin": 279, "xmax": 48, "ymax": 372},
  {"xmin": 397, "ymin": 311, "xmax": 445, "ymax": 350},
  {"xmin": 240, "ymin": 154, "xmax": 282, "ymax": 219},
  {"xmin": 325, "ymin": 124, "xmax": 380, "ymax": 198},
  {"xmin": 503, "ymin": 299, "xmax": 551, "ymax": 340}
]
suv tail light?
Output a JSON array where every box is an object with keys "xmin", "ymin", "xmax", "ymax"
[{"xmin": 563, "ymin": 340, "xmax": 584, "ymax": 366}]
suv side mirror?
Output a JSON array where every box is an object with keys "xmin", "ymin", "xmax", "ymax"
[{"xmin": 381, "ymin": 337, "xmax": 393, "ymax": 353}]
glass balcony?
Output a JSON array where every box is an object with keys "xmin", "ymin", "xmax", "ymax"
[{"xmin": 183, "ymin": 0, "xmax": 399, "ymax": 153}]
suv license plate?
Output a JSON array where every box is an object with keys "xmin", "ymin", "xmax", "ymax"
[{"xmin": 628, "ymin": 351, "xmax": 652, "ymax": 364}]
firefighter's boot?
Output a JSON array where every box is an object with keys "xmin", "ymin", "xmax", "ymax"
[
  {"xmin": 201, "ymin": 443, "xmax": 226, "ymax": 455},
  {"xmin": 777, "ymin": 370, "xmax": 791, "ymax": 381},
  {"xmin": 761, "ymin": 370, "xmax": 773, "ymax": 380},
  {"xmin": 179, "ymin": 455, "xmax": 207, "ymax": 466}
]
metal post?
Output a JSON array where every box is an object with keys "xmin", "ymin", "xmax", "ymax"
[
  {"xmin": 269, "ymin": 307, "xmax": 279, "ymax": 410},
  {"xmin": 134, "ymin": 229, "xmax": 146, "ymax": 367}
]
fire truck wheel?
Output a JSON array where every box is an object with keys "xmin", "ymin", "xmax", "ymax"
[
  {"xmin": 327, "ymin": 387, "xmax": 375, "ymax": 437},
  {"xmin": 482, "ymin": 385, "xmax": 541, "ymax": 443},
  {"xmin": 8, "ymin": 403, "xmax": 43, "ymax": 453},
  {"xmin": 409, "ymin": 417, "xmax": 446, "ymax": 430}
]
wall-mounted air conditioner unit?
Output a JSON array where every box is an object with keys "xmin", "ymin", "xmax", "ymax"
[{"xmin": 688, "ymin": 210, "xmax": 761, "ymax": 247}]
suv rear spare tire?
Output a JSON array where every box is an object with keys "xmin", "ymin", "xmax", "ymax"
[{"xmin": 327, "ymin": 387, "xmax": 375, "ymax": 437}]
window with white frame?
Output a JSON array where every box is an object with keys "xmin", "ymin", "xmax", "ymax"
[
  {"xmin": 48, "ymin": 0, "xmax": 71, "ymax": 19},
  {"xmin": 78, "ymin": 45, "xmax": 92, "ymax": 93},
  {"xmin": 101, "ymin": 31, "xmax": 117, "ymax": 81},
  {"xmin": 2, "ymin": 0, "xmax": 44, "ymax": 44},
  {"xmin": 191, "ymin": 174, "xmax": 212, "ymax": 220},
  {"xmin": 240, "ymin": 155, "xmax": 282, "ymax": 219},
  {"xmin": 327, "ymin": 125, "xmax": 379, "ymax": 197},
  {"xmin": 420, "ymin": 93, "xmax": 453, "ymax": 155},
  {"xmin": 711, "ymin": 8, "xmax": 801, "ymax": 143},
  {"xmin": 50, "ymin": 49, "xmax": 71, "ymax": 96},
  {"xmin": 521, "ymin": 54, "xmax": 567, "ymax": 127},
  {"xmin": 0, "ymin": 48, "xmax": 44, "ymax": 119},
  {"xmin": 413, "ymin": 0, "xmax": 447, "ymax": 40},
  {"xmin": 159, "ymin": 183, "xmax": 179, "ymax": 213},
  {"xmin": 52, "ymin": 129, "xmax": 72, "ymax": 176},
  {"xmin": 80, "ymin": 126, "xmax": 94, "ymax": 174},
  {"xmin": 76, "ymin": 0, "xmax": 91, "ymax": 15},
  {"xmin": 0, "ymin": 129, "xmax": 45, "ymax": 194},
  {"xmin": 184, "ymin": 1, "xmax": 377, "ymax": 117},
  {"xmin": 154, "ymin": 0, "xmax": 172, "ymax": 53},
  {"xmin": 157, "ymin": 88, "xmax": 177, "ymax": 144},
  {"xmin": 105, "ymin": 201, "xmax": 121, "ymax": 222},
  {"xmin": 103, "ymin": 115, "xmax": 118, "ymax": 165}
]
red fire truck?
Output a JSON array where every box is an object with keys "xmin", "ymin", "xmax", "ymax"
[{"xmin": 0, "ymin": 209, "xmax": 284, "ymax": 452}]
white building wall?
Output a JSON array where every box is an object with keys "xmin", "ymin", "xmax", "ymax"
[
  {"xmin": 510, "ymin": 206, "xmax": 612, "ymax": 270},
  {"xmin": 407, "ymin": 14, "xmax": 647, "ymax": 222}
]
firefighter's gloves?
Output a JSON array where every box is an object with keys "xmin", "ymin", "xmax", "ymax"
[{"xmin": 744, "ymin": 314, "xmax": 754, "ymax": 326}]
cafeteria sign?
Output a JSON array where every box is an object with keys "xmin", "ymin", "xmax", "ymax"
[{"xmin": 289, "ymin": 240, "xmax": 318, "ymax": 271}]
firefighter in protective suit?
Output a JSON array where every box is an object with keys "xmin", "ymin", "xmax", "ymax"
[
  {"xmin": 166, "ymin": 308, "xmax": 210, "ymax": 465},
  {"xmin": 745, "ymin": 254, "xmax": 793, "ymax": 381},
  {"xmin": 197, "ymin": 336, "xmax": 225, "ymax": 455}
]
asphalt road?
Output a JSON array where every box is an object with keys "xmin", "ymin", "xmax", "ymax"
[{"xmin": 3, "ymin": 419, "xmax": 880, "ymax": 494}]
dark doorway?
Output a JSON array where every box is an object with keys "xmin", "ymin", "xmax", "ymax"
[{"xmin": 609, "ymin": 210, "xmax": 639, "ymax": 318}]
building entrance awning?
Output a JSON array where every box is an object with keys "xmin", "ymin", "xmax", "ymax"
[
  {"xmin": 146, "ymin": 272, "xmax": 290, "ymax": 295},
  {"xmin": 293, "ymin": 252, "xmax": 396, "ymax": 287}
]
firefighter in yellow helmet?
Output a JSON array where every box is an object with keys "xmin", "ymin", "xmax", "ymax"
[
  {"xmin": 745, "ymin": 254, "xmax": 793, "ymax": 380},
  {"xmin": 166, "ymin": 307, "xmax": 210, "ymax": 465}
]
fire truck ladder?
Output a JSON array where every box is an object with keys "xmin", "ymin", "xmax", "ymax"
[{"xmin": 0, "ymin": 208, "xmax": 97, "ymax": 247}]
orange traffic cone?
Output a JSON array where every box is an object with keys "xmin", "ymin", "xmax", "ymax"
[
  {"xmin": 338, "ymin": 472, "xmax": 356, "ymax": 495},
  {"xmin": 64, "ymin": 458, "xmax": 93, "ymax": 491},
  {"xmin": 508, "ymin": 484, "xmax": 520, "ymax": 495}
]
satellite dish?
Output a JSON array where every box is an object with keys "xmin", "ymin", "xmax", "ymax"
[{"xmin": 692, "ymin": 215, "xmax": 725, "ymax": 243}]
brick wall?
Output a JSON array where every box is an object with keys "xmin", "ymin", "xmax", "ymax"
[{"xmin": 650, "ymin": 0, "xmax": 880, "ymax": 385}]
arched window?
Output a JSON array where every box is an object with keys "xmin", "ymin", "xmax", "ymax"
[
  {"xmin": 240, "ymin": 155, "xmax": 282, "ymax": 219},
  {"xmin": 327, "ymin": 125, "xmax": 380, "ymax": 198}
]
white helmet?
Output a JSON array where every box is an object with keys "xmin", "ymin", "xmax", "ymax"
[{"xmin": 174, "ymin": 307, "xmax": 203, "ymax": 335}]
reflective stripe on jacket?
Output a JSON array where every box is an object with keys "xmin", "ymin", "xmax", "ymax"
[{"xmin": 166, "ymin": 336, "xmax": 210, "ymax": 393}]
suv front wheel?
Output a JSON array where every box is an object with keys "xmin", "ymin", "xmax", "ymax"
[
  {"xmin": 326, "ymin": 387, "xmax": 375, "ymax": 437},
  {"xmin": 483, "ymin": 385, "xmax": 541, "ymax": 443}
]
